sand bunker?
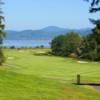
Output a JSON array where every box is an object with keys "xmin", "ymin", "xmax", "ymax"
[
  {"xmin": 77, "ymin": 61, "xmax": 88, "ymax": 64},
  {"xmin": 36, "ymin": 51, "xmax": 45, "ymax": 53},
  {"xmin": 18, "ymin": 50, "xmax": 24, "ymax": 53},
  {"xmin": 7, "ymin": 57, "xmax": 14, "ymax": 60}
]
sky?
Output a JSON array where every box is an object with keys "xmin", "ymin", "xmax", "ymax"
[{"xmin": 2, "ymin": 0, "xmax": 100, "ymax": 30}]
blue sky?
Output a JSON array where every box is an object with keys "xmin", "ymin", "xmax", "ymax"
[{"xmin": 3, "ymin": 0, "xmax": 100, "ymax": 30}]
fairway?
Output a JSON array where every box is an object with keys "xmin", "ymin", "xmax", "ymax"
[{"xmin": 0, "ymin": 49, "xmax": 100, "ymax": 100}]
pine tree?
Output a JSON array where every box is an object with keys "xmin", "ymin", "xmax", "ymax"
[
  {"xmin": 0, "ymin": 0, "xmax": 5, "ymax": 65},
  {"xmin": 85, "ymin": 0, "xmax": 100, "ymax": 12}
]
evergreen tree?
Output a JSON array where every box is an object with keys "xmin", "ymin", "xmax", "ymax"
[
  {"xmin": 78, "ymin": 0, "xmax": 100, "ymax": 61},
  {"xmin": 0, "ymin": 0, "xmax": 5, "ymax": 65},
  {"xmin": 78, "ymin": 20, "xmax": 100, "ymax": 61},
  {"xmin": 85, "ymin": 0, "xmax": 100, "ymax": 12}
]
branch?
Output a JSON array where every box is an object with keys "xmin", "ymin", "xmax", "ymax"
[
  {"xmin": 84, "ymin": 0, "xmax": 100, "ymax": 12},
  {"xmin": 90, "ymin": 7, "xmax": 100, "ymax": 12}
]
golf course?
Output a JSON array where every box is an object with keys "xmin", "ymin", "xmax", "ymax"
[{"xmin": 0, "ymin": 48, "xmax": 100, "ymax": 100}]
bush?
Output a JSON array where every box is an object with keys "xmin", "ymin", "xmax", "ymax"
[
  {"xmin": 77, "ymin": 21, "xmax": 100, "ymax": 61},
  {"xmin": 51, "ymin": 35, "xmax": 65, "ymax": 56},
  {"xmin": 10, "ymin": 46, "xmax": 15, "ymax": 49},
  {"xmin": 51, "ymin": 32, "xmax": 81, "ymax": 57},
  {"xmin": 40, "ymin": 45, "xmax": 44, "ymax": 48}
]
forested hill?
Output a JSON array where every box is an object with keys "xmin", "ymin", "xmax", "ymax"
[{"xmin": 5, "ymin": 26, "xmax": 91, "ymax": 40}]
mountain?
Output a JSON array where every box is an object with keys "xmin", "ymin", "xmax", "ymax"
[{"xmin": 4, "ymin": 26, "xmax": 92, "ymax": 40}]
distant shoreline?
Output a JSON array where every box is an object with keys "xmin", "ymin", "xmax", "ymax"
[
  {"xmin": 3, "ymin": 39, "xmax": 52, "ymax": 41},
  {"xmin": 3, "ymin": 40, "xmax": 51, "ymax": 48}
]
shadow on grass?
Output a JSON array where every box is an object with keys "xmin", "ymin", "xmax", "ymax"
[
  {"xmin": 73, "ymin": 83, "xmax": 100, "ymax": 91},
  {"xmin": 33, "ymin": 52, "xmax": 53, "ymax": 56},
  {"xmin": 73, "ymin": 82, "xmax": 100, "ymax": 86}
]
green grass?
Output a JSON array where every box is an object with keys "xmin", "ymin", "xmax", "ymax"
[{"xmin": 0, "ymin": 48, "xmax": 100, "ymax": 100}]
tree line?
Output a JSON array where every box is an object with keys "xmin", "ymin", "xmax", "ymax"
[
  {"xmin": 51, "ymin": 21, "xmax": 100, "ymax": 61},
  {"xmin": 51, "ymin": 0, "xmax": 100, "ymax": 61}
]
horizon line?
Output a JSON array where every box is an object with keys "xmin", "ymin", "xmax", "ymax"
[{"xmin": 5, "ymin": 26, "xmax": 93, "ymax": 31}]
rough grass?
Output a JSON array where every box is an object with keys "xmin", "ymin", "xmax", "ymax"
[{"xmin": 0, "ymin": 48, "xmax": 99, "ymax": 100}]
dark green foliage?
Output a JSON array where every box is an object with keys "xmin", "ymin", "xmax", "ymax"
[
  {"xmin": 0, "ymin": 0, "xmax": 5, "ymax": 65},
  {"xmin": 10, "ymin": 46, "xmax": 15, "ymax": 49},
  {"xmin": 51, "ymin": 35, "xmax": 65, "ymax": 56},
  {"xmin": 80, "ymin": 0, "xmax": 100, "ymax": 61},
  {"xmin": 85, "ymin": 0, "xmax": 100, "ymax": 12},
  {"xmin": 51, "ymin": 32, "xmax": 81, "ymax": 57},
  {"xmin": 78, "ymin": 20, "xmax": 100, "ymax": 61},
  {"xmin": 63, "ymin": 33, "xmax": 82, "ymax": 56},
  {"xmin": 51, "ymin": 21, "xmax": 100, "ymax": 61},
  {"xmin": 77, "ymin": 37, "xmax": 98, "ymax": 60},
  {"xmin": 40, "ymin": 45, "xmax": 44, "ymax": 48}
]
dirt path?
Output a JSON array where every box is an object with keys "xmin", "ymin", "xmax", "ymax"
[{"xmin": 90, "ymin": 85, "xmax": 100, "ymax": 91}]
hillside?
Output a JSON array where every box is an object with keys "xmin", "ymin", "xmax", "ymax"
[{"xmin": 5, "ymin": 26, "xmax": 92, "ymax": 40}]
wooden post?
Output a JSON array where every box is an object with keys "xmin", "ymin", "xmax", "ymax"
[{"xmin": 77, "ymin": 74, "xmax": 80, "ymax": 85}]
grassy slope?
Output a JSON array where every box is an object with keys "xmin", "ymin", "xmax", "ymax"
[{"xmin": 0, "ymin": 49, "xmax": 99, "ymax": 100}]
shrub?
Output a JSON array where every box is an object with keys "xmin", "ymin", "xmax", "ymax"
[
  {"xmin": 51, "ymin": 32, "xmax": 81, "ymax": 57},
  {"xmin": 10, "ymin": 46, "xmax": 15, "ymax": 49}
]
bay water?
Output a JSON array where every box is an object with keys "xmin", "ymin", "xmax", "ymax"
[{"xmin": 3, "ymin": 40, "xmax": 51, "ymax": 48}]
